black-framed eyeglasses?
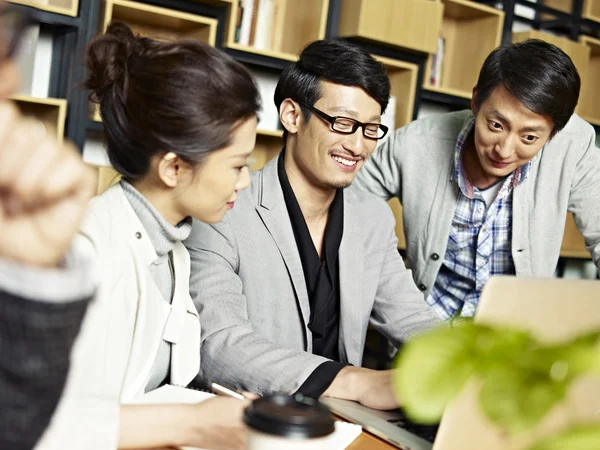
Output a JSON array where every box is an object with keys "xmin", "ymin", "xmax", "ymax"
[
  {"xmin": 301, "ymin": 103, "xmax": 389, "ymax": 140},
  {"xmin": 0, "ymin": 5, "xmax": 36, "ymax": 61}
]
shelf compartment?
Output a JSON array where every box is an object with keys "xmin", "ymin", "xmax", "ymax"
[
  {"xmin": 10, "ymin": 95, "xmax": 67, "ymax": 143},
  {"xmin": 7, "ymin": 0, "xmax": 78, "ymax": 17},
  {"xmin": 584, "ymin": 0, "xmax": 600, "ymax": 21},
  {"xmin": 541, "ymin": 0, "xmax": 600, "ymax": 21},
  {"xmin": 560, "ymin": 213, "xmax": 590, "ymax": 259},
  {"xmin": 248, "ymin": 131, "xmax": 283, "ymax": 171},
  {"xmin": 578, "ymin": 35, "xmax": 600, "ymax": 126},
  {"xmin": 338, "ymin": 0, "xmax": 444, "ymax": 54},
  {"xmin": 376, "ymin": 56, "xmax": 419, "ymax": 129},
  {"xmin": 225, "ymin": 0, "xmax": 329, "ymax": 61},
  {"xmin": 424, "ymin": 0, "xmax": 504, "ymax": 98},
  {"xmin": 102, "ymin": 0, "xmax": 218, "ymax": 45}
]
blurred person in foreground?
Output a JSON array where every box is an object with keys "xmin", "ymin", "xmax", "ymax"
[{"xmin": 0, "ymin": 3, "xmax": 98, "ymax": 450}]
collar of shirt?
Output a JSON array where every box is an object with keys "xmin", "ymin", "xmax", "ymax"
[{"xmin": 451, "ymin": 118, "xmax": 533, "ymax": 201}]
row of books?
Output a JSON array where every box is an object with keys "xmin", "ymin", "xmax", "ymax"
[{"xmin": 234, "ymin": 0, "xmax": 286, "ymax": 51}]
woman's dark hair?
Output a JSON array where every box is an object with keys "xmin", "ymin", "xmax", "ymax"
[
  {"xmin": 474, "ymin": 39, "xmax": 580, "ymax": 136},
  {"xmin": 85, "ymin": 22, "xmax": 261, "ymax": 179},
  {"xmin": 274, "ymin": 39, "xmax": 390, "ymax": 139}
]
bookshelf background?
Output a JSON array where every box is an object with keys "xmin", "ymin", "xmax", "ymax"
[{"xmin": 8, "ymin": 0, "xmax": 600, "ymax": 270}]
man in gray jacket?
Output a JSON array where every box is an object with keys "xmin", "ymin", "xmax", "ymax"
[
  {"xmin": 355, "ymin": 39, "xmax": 600, "ymax": 320},
  {"xmin": 186, "ymin": 40, "xmax": 440, "ymax": 410}
]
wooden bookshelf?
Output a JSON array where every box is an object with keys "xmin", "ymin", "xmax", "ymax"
[
  {"xmin": 578, "ymin": 35, "xmax": 600, "ymax": 127},
  {"xmin": 560, "ymin": 213, "xmax": 590, "ymax": 259},
  {"xmin": 583, "ymin": 0, "xmax": 600, "ymax": 21},
  {"xmin": 387, "ymin": 198, "xmax": 407, "ymax": 250},
  {"xmin": 95, "ymin": 165, "xmax": 122, "ymax": 195},
  {"xmin": 424, "ymin": 0, "xmax": 504, "ymax": 98},
  {"xmin": 375, "ymin": 56, "xmax": 419, "ymax": 129},
  {"xmin": 512, "ymin": 30, "xmax": 591, "ymax": 118},
  {"xmin": 248, "ymin": 129, "xmax": 283, "ymax": 171},
  {"xmin": 338, "ymin": 0, "xmax": 444, "ymax": 54},
  {"xmin": 542, "ymin": 0, "xmax": 600, "ymax": 22},
  {"xmin": 91, "ymin": 0, "xmax": 219, "ymax": 121},
  {"xmin": 8, "ymin": 0, "xmax": 79, "ymax": 17},
  {"xmin": 374, "ymin": 57, "xmax": 418, "ymax": 251},
  {"xmin": 10, "ymin": 95, "xmax": 67, "ymax": 143},
  {"xmin": 225, "ymin": 0, "xmax": 329, "ymax": 61},
  {"xmin": 102, "ymin": 0, "xmax": 218, "ymax": 45}
]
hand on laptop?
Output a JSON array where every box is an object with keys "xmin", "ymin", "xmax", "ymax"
[
  {"xmin": 323, "ymin": 366, "xmax": 399, "ymax": 411},
  {"xmin": 0, "ymin": 101, "xmax": 96, "ymax": 268}
]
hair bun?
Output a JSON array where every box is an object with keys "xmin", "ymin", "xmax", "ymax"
[{"xmin": 85, "ymin": 22, "xmax": 140, "ymax": 102}]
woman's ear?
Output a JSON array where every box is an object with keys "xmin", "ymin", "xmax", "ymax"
[
  {"xmin": 156, "ymin": 152, "xmax": 181, "ymax": 188},
  {"xmin": 279, "ymin": 99, "xmax": 301, "ymax": 135}
]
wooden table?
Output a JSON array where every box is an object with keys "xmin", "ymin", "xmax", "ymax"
[{"xmin": 347, "ymin": 430, "xmax": 397, "ymax": 449}]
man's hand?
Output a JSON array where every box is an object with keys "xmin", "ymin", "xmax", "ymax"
[
  {"xmin": 323, "ymin": 366, "xmax": 399, "ymax": 411},
  {"xmin": 0, "ymin": 101, "xmax": 96, "ymax": 268}
]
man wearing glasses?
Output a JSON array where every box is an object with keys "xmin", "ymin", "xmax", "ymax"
[
  {"xmin": 185, "ymin": 39, "xmax": 440, "ymax": 409},
  {"xmin": 0, "ymin": 4, "xmax": 97, "ymax": 449}
]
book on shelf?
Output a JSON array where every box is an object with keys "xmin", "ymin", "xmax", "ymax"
[
  {"xmin": 235, "ymin": 0, "xmax": 254, "ymax": 46},
  {"xmin": 14, "ymin": 24, "xmax": 39, "ymax": 96},
  {"xmin": 430, "ymin": 36, "xmax": 445, "ymax": 88},
  {"xmin": 250, "ymin": 67, "xmax": 281, "ymax": 132},
  {"xmin": 254, "ymin": 0, "xmax": 277, "ymax": 51},
  {"xmin": 234, "ymin": 0, "xmax": 285, "ymax": 52}
]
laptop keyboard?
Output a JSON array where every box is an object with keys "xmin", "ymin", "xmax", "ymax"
[{"xmin": 386, "ymin": 409, "xmax": 439, "ymax": 443}]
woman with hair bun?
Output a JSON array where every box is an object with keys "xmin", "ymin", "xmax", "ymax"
[{"xmin": 37, "ymin": 22, "xmax": 260, "ymax": 450}]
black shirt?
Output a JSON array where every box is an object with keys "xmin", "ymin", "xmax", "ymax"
[{"xmin": 277, "ymin": 152, "xmax": 347, "ymax": 397}]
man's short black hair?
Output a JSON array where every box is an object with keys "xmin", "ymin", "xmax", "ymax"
[
  {"xmin": 274, "ymin": 39, "xmax": 390, "ymax": 138},
  {"xmin": 474, "ymin": 39, "xmax": 580, "ymax": 136}
]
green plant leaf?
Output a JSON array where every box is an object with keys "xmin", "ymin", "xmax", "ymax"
[
  {"xmin": 473, "ymin": 327, "xmax": 533, "ymax": 375},
  {"xmin": 526, "ymin": 424, "xmax": 600, "ymax": 450},
  {"xmin": 479, "ymin": 367, "xmax": 568, "ymax": 434},
  {"xmin": 394, "ymin": 323, "xmax": 481, "ymax": 423},
  {"xmin": 559, "ymin": 332, "xmax": 600, "ymax": 377}
]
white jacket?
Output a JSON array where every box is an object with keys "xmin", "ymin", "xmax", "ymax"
[{"xmin": 36, "ymin": 183, "xmax": 200, "ymax": 450}]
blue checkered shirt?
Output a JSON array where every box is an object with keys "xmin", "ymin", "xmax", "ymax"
[{"xmin": 426, "ymin": 119, "xmax": 531, "ymax": 319}]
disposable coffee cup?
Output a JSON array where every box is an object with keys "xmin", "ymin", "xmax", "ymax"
[{"xmin": 244, "ymin": 393, "xmax": 335, "ymax": 449}]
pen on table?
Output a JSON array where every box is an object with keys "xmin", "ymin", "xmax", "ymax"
[{"xmin": 211, "ymin": 382, "xmax": 246, "ymax": 400}]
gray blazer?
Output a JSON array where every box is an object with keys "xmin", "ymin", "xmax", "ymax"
[
  {"xmin": 354, "ymin": 110, "xmax": 600, "ymax": 299},
  {"xmin": 185, "ymin": 155, "xmax": 441, "ymax": 395}
]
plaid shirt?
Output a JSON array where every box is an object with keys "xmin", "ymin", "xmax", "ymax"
[{"xmin": 426, "ymin": 119, "xmax": 531, "ymax": 319}]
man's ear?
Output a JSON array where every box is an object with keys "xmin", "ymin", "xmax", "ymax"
[
  {"xmin": 471, "ymin": 87, "xmax": 478, "ymax": 114},
  {"xmin": 156, "ymin": 152, "xmax": 181, "ymax": 188},
  {"xmin": 279, "ymin": 99, "xmax": 302, "ymax": 135}
]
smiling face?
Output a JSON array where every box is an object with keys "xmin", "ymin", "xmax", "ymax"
[
  {"xmin": 175, "ymin": 116, "xmax": 256, "ymax": 223},
  {"xmin": 466, "ymin": 85, "xmax": 554, "ymax": 188},
  {"xmin": 284, "ymin": 80, "xmax": 382, "ymax": 191}
]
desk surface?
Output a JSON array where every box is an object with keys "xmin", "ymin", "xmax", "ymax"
[{"xmin": 348, "ymin": 429, "xmax": 396, "ymax": 449}]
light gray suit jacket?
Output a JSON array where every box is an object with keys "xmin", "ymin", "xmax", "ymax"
[{"xmin": 185, "ymin": 155, "xmax": 441, "ymax": 395}]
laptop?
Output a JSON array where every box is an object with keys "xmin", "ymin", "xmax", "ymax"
[
  {"xmin": 322, "ymin": 276, "xmax": 600, "ymax": 450},
  {"xmin": 321, "ymin": 398, "xmax": 436, "ymax": 449}
]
